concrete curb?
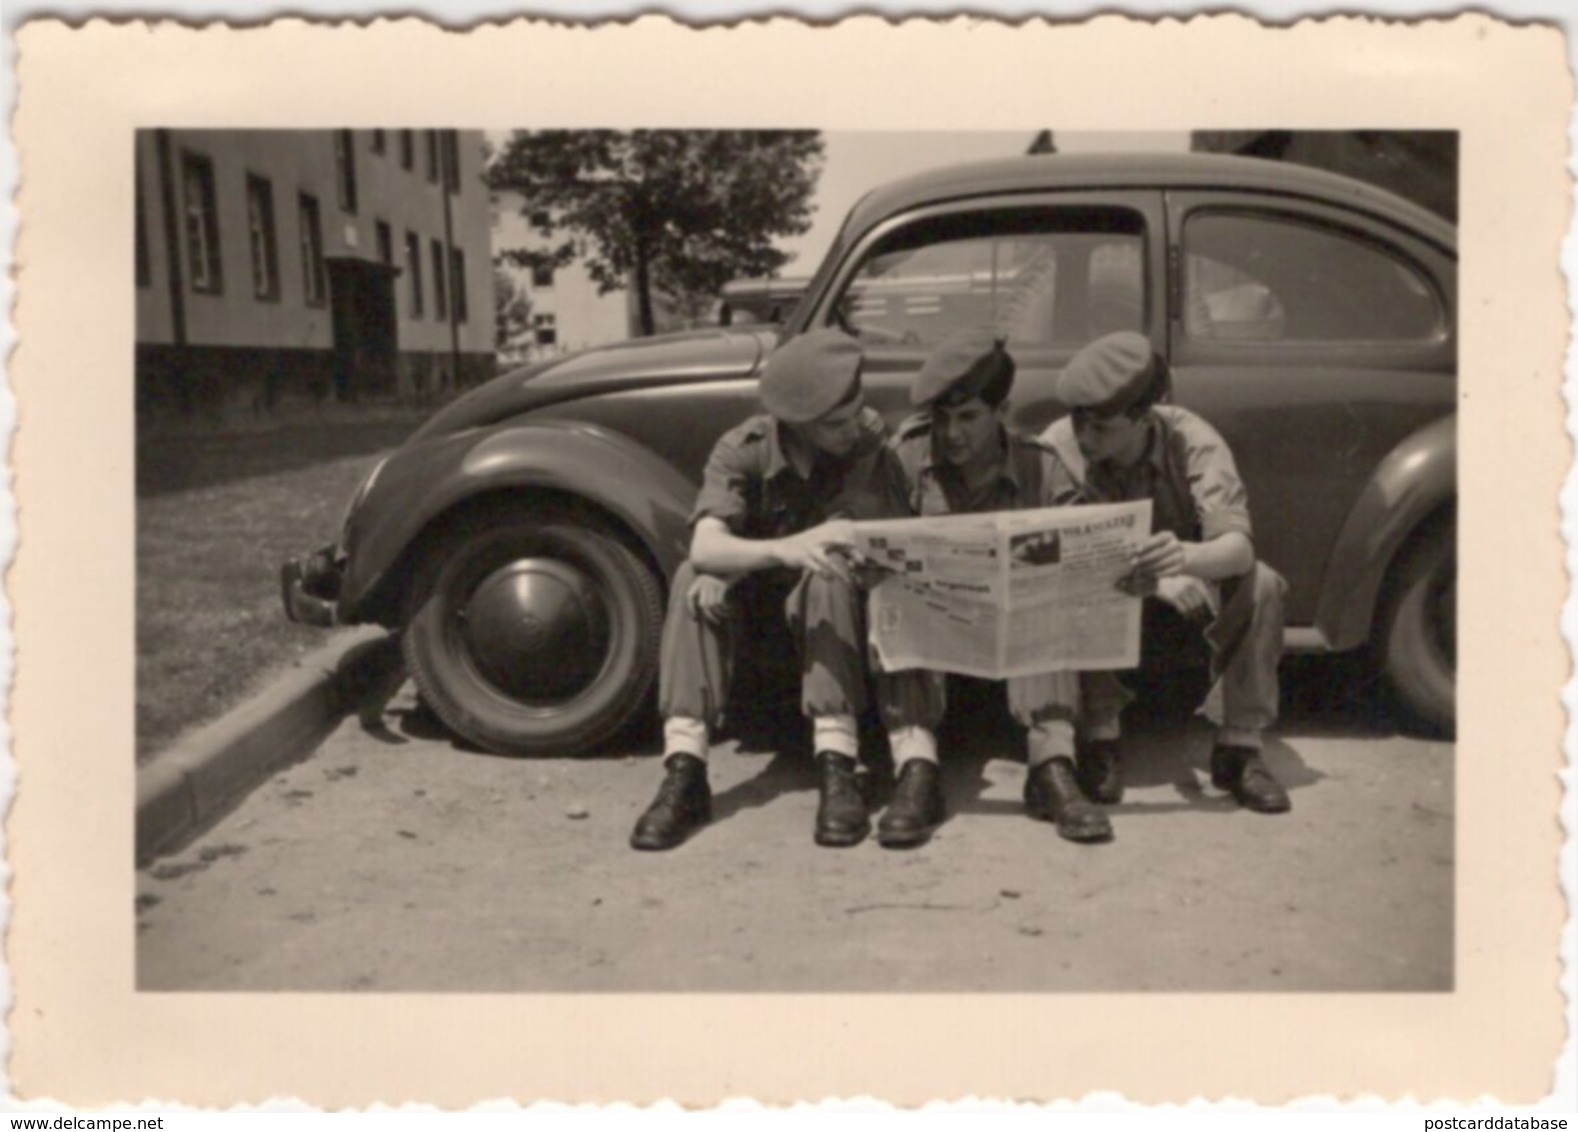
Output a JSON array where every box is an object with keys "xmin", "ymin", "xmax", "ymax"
[{"xmin": 136, "ymin": 627, "xmax": 405, "ymax": 864}]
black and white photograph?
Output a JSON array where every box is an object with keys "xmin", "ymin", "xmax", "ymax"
[
  {"xmin": 9, "ymin": 11, "xmax": 1568, "ymax": 1108},
  {"xmin": 132, "ymin": 123, "xmax": 1458, "ymax": 993}
]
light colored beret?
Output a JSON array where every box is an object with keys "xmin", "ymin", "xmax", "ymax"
[
  {"xmin": 1057, "ymin": 331, "xmax": 1160, "ymax": 416},
  {"xmin": 759, "ymin": 329, "xmax": 864, "ymax": 423}
]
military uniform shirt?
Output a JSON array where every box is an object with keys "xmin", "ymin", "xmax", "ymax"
[
  {"xmin": 1042, "ymin": 404, "xmax": 1252, "ymax": 543},
  {"xmin": 889, "ymin": 411, "xmax": 1080, "ymax": 518},
  {"xmin": 690, "ymin": 407, "xmax": 907, "ymax": 538}
]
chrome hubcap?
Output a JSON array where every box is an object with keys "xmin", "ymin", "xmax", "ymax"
[{"xmin": 460, "ymin": 557, "xmax": 611, "ymax": 704}]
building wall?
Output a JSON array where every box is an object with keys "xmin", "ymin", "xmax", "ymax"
[
  {"xmin": 492, "ymin": 191, "xmax": 632, "ymax": 364},
  {"xmin": 136, "ymin": 129, "xmax": 496, "ymax": 424}
]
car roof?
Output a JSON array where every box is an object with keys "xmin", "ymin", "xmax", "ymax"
[{"xmin": 842, "ymin": 152, "xmax": 1456, "ymax": 251}]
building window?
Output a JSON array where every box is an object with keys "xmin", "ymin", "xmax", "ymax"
[
  {"xmin": 533, "ymin": 312, "xmax": 557, "ymax": 347},
  {"xmin": 246, "ymin": 174, "xmax": 280, "ymax": 301},
  {"xmin": 334, "ymin": 129, "xmax": 358, "ymax": 213},
  {"xmin": 531, "ymin": 262, "xmax": 555, "ymax": 289},
  {"xmin": 529, "ymin": 211, "xmax": 550, "ymax": 229},
  {"xmin": 375, "ymin": 220, "xmax": 393, "ymax": 266},
  {"xmin": 370, "ymin": 129, "xmax": 386, "ymax": 155},
  {"xmin": 180, "ymin": 150, "xmax": 222, "ymax": 294},
  {"xmin": 444, "ymin": 130, "xmax": 461, "ymax": 193},
  {"xmin": 299, "ymin": 193, "xmax": 326, "ymax": 307},
  {"xmin": 399, "ymin": 129, "xmax": 414, "ymax": 170},
  {"xmin": 405, "ymin": 230, "xmax": 424, "ymax": 317},
  {"xmin": 450, "ymin": 248, "xmax": 468, "ymax": 322},
  {"xmin": 135, "ymin": 166, "xmax": 151, "ymax": 289},
  {"xmin": 430, "ymin": 239, "xmax": 448, "ymax": 320},
  {"xmin": 425, "ymin": 130, "xmax": 441, "ymax": 183}
]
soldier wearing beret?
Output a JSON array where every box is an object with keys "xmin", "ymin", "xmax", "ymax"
[
  {"xmin": 1041, "ymin": 330, "xmax": 1292, "ymax": 814},
  {"xmin": 873, "ymin": 328, "xmax": 1113, "ymax": 848},
  {"xmin": 631, "ymin": 329, "xmax": 908, "ymax": 851}
]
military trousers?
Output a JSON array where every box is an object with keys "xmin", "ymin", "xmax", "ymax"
[
  {"xmin": 875, "ymin": 658, "xmax": 1080, "ymax": 767},
  {"xmin": 1083, "ymin": 560, "xmax": 1287, "ymax": 747},
  {"xmin": 877, "ymin": 669, "xmax": 1079, "ymax": 734},
  {"xmin": 657, "ymin": 561, "xmax": 872, "ymax": 756}
]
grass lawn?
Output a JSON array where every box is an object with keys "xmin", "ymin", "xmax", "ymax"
[{"xmin": 136, "ymin": 415, "xmax": 426, "ymax": 763}]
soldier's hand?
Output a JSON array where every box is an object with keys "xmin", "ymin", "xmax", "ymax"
[
  {"xmin": 686, "ymin": 574, "xmax": 735, "ymax": 625},
  {"xmin": 1155, "ymin": 575, "xmax": 1215, "ymax": 621},
  {"xmin": 1129, "ymin": 531, "xmax": 1190, "ymax": 579},
  {"xmin": 780, "ymin": 520, "xmax": 857, "ymax": 580},
  {"xmin": 846, "ymin": 552, "xmax": 896, "ymax": 592},
  {"xmin": 1114, "ymin": 569, "xmax": 1158, "ymax": 598},
  {"xmin": 810, "ymin": 518, "xmax": 858, "ymax": 552}
]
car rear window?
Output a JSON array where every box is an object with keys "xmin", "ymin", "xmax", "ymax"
[{"xmin": 1182, "ymin": 211, "xmax": 1445, "ymax": 343}]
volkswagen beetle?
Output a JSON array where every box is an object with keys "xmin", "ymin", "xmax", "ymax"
[{"xmin": 283, "ymin": 152, "xmax": 1456, "ymax": 753}]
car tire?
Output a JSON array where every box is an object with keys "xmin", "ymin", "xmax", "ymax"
[
  {"xmin": 401, "ymin": 503, "xmax": 664, "ymax": 756},
  {"xmin": 1380, "ymin": 518, "xmax": 1455, "ymax": 736}
]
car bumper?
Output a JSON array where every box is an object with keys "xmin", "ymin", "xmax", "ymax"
[{"xmin": 280, "ymin": 545, "xmax": 345, "ymax": 628}]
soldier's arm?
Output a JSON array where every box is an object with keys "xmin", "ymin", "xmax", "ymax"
[
  {"xmin": 1176, "ymin": 530, "xmax": 1254, "ymax": 581},
  {"xmin": 1131, "ymin": 411, "xmax": 1256, "ymax": 582},
  {"xmin": 690, "ymin": 516, "xmax": 856, "ymax": 580},
  {"xmin": 1179, "ymin": 410, "xmax": 1254, "ymax": 547},
  {"xmin": 1178, "ymin": 411, "xmax": 1254, "ymax": 578}
]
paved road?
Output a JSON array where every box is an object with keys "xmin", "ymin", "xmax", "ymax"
[{"xmin": 136, "ymin": 656, "xmax": 1453, "ymax": 993}]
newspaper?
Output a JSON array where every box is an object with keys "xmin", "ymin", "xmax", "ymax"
[{"xmin": 852, "ymin": 500, "xmax": 1153, "ymax": 679}]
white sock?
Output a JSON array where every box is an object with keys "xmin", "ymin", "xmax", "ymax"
[
  {"xmin": 663, "ymin": 716, "xmax": 709, "ymax": 762},
  {"xmin": 1217, "ymin": 727, "xmax": 1263, "ymax": 751},
  {"xmin": 1027, "ymin": 719, "xmax": 1076, "ymax": 768},
  {"xmin": 812, "ymin": 714, "xmax": 860, "ymax": 759},
  {"xmin": 889, "ymin": 725, "xmax": 938, "ymax": 767},
  {"xmin": 1085, "ymin": 717, "xmax": 1122, "ymax": 742}
]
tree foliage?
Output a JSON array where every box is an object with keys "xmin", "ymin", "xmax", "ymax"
[
  {"xmin": 493, "ymin": 265, "xmax": 533, "ymax": 352},
  {"xmin": 487, "ymin": 130, "xmax": 824, "ymax": 336}
]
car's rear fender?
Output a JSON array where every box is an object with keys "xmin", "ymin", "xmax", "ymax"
[
  {"xmin": 1313, "ymin": 414, "xmax": 1456, "ymax": 651},
  {"xmin": 338, "ymin": 420, "xmax": 697, "ymax": 625}
]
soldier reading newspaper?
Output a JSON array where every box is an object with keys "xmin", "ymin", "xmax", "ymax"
[{"xmin": 846, "ymin": 329, "xmax": 1140, "ymax": 848}]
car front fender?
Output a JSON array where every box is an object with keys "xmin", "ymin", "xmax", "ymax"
[
  {"xmin": 337, "ymin": 420, "xmax": 698, "ymax": 625},
  {"xmin": 1314, "ymin": 414, "xmax": 1456, "ymax": 651}
]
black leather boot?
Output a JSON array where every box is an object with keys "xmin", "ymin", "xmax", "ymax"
[
  {"xmin": 630, "ymin": 754, "xmax": 712, "ymax": 850},
  {"xmin": 877, "ymin": 759, "xmax": 946, "ymax": 848},
  {"xmin": 1076, "ymin": 738, "xmax": 1124, "ymax": 804},
  {"xmin": 1210, "ymin": 744, "xmax": 1291, "ymax": 814},
  {"xmin": 1025, "ymin": 756, "xmax": 1114, "ymax": 843},
  {"xmin": 814, "ymin": 751, "xmax": 870, "ymax": 847}
]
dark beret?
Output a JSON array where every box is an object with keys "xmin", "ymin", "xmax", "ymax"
[
  {"xmin": 759, "ymin": 329, "xmax": 864, "ymax": 423},
  {"xmin": 1058, "ymin": 331, "xmax": 1160, "ymax": 416},
  {"xmin": 911, "ymin": 328, "xmax": 1015, "ymax": 408}
]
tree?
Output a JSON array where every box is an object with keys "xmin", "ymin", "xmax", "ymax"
[
  {"xmin": 487, "ymin": 130, "xmax": 824, "ymax": 336},
  {"xmin": 493, "ymin": 265, "xmax": 533, "ymax": 353}
]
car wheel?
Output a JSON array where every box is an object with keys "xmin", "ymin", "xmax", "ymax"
[
  {"xmin": 401, "ymin": 503, "xmax": 664, "ymax": 756},
  {"xmin": 1380, "ymin": 519, "xmax": 1455, "ymax": 735}
]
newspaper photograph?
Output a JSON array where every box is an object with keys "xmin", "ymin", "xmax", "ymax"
[{"xmin": 854, "ymin": 500, "xmax": 1154, "ymax": 679}]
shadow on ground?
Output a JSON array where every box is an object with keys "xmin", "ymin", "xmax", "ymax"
[{"xmin": 368, "ymin": 647, "xmax": 1432, "ymax": 797}]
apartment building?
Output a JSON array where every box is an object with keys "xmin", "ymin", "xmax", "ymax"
[
  {"xmin": 491, "ymin": 190, "xmax": 634, "ymax": 367},
  {"xmin": 136, "ymin": 128, "xmax": 496, "ymax": 425}
]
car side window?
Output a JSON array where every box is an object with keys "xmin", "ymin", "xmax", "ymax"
[
  {"xmin": 828, "ymin": 207, "xmax": 1146, "ymax": 350},
  {"xmin": 1182, "ymin": 211, "xmax": 1444, "ymax": 343}
]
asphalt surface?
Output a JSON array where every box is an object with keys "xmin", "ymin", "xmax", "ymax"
[{"xmin": 136, "ymin": 656, "xmax": 1453, "ymax": 993}]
